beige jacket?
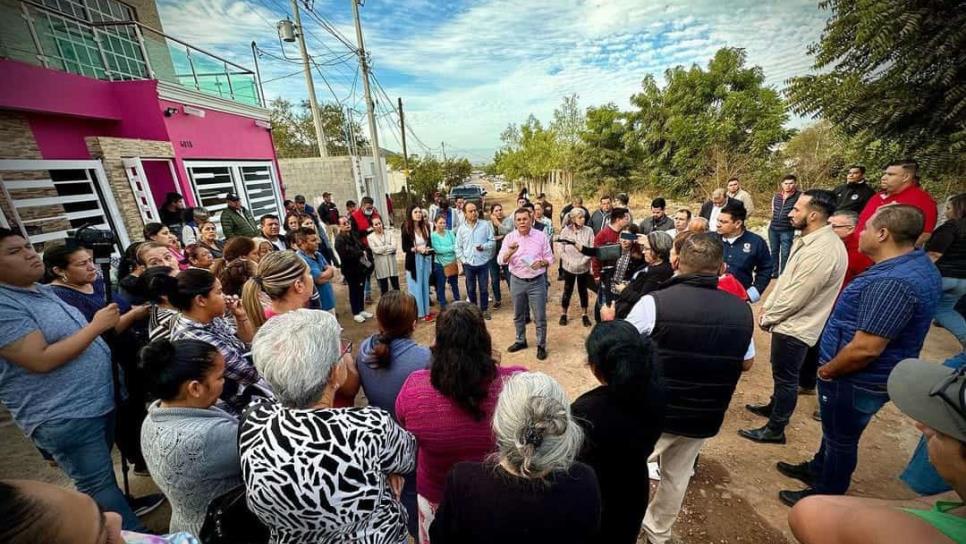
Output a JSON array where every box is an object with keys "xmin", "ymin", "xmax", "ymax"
[
  {"xmin": 761, "ymin": 224, "xmax": 847, "ymax": 346},
  {"xmin": 729, "ymin": 189, "xmax": 755, "ymax": 215}
]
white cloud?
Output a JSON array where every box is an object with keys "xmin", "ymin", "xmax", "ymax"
[{"xmin": 156, "ymin": 0, "xmax": 828, "ymax": 162}]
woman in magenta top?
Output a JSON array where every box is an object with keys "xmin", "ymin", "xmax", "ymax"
[{"xmin": 395, "ymin": 302, "xmax": 524, "ymax": 543}]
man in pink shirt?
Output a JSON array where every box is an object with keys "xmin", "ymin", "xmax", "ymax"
[{"xmin": 499, "ymin": 208, "xmax": 554, "ymax": 360}]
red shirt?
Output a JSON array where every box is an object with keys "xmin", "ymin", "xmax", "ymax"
[
  {"xmin": 856, "ymin": 184, "xmax": 937, "ymax": 235},
  {"xmin": 349, "ymin": 208, "xmax": 380, "ymax": 247},
  {"xmin": 717, "ymin": 274, "xmax": 748, "ymax": 300},
  {"xmin": 592, "ymin": 224, "xmax": 621, "ymax": 278},
  {"xmin": 841, "ymin": 232, "xmax": 867, "ymax": 287}
]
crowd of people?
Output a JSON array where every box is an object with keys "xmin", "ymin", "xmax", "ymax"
[{"xmin": 0, "ymin": 158, "xmax": 964, "ymax": 544}]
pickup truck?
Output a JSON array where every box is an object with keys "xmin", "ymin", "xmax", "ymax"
[{"xmin": 449, "ymin": 185, "xmax": 487, "ymax": 210}]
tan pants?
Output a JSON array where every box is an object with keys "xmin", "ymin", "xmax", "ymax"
[{"xmin": 642, "ymin": 433, "xmax": 707, "ymax": 544}]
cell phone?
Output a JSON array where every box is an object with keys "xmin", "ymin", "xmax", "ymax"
[
  {"xmin": 619, "ymin": 231, "xmax": 637, "ymax": 241},
  {"xmin": 557, "ymin": 239, "xmax": 575, "ymax": 245}
]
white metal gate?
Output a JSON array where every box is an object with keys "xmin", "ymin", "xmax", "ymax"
[
  {"xmin": 184, "ymin": 160, "xmax": 283, "ymax": 235},
  {"xmin": 122, "ymin": 158, "xmax": 160, "ymax": 224},
  {"xmin": 0, "ymin": 159, "xmax": 130, "ymax": 251}
]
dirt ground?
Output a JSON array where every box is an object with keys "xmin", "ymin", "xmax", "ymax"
[{"xmin": 0, "ymin": 183, "xmax": 960, "ymax": 542}]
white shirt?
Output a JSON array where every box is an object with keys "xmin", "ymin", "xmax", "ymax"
[
  {"xmin": 626, "ymin": 295, "xmax": 755, "ymax": 360},
  {"xmin": 267, "ymin": 237, "xmax": 286, "ymax": 252},
  {"xmin": 709, "ymin": 205, "xmax": 724, "ymax": 230}
]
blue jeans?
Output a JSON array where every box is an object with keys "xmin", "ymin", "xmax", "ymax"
[
  {"xmin": 768, "ymin": 228, "xmax": 795, "ymax": 277},
  {"xmin": 32, "ymin": 411, "xmax": 145, "ymax": 531},
  {"xmin": 487, "ymin": 257, "xmax": 503, "ymax": 303},
  {"xmin": 808, "ymin": 378, "xmax": 889, "ymax": 494},
  {"xmin": 463, "ymin": 263, "xmax": 490, "ymax": 311},
  {"xmin": 767, "ymin": 332, "xmax": 810, "ymax": 431},
  {"xmin": 432, "ymin": 264, "xmax": 460, "ymax": 309},
  {"xmin": 935, "ymin": 276, "xmax": 966, "ymax": 347}
]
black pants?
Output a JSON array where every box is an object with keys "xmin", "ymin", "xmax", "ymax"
[
  {"xmin": 377, "ymin": 275, "xmax": 400, "ymax": 295},
  {"xmin": 799, "ymin": 343, "xmax": 820, "ymax": 390},
  {"xmin": 561, "ymin": 270, "xmax": 590, "ymax": 311},
  {"xmin": 767, "ymin": 332, "xmax": 810, "ymax": 431},
  {"xmin": 347, "ymin": 275, "xmax": 366, "ymax": 314}
]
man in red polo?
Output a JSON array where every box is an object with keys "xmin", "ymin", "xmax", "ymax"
[
  {"xmin": 348, "ymin": 196, "xmax": 381, "ymax": 247},
  {"xmin": 857, "ymin": 159, "xmax": 937, "ymax": 246}
]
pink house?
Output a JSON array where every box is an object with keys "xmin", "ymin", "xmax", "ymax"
[{"xmin": 0, "ymin": 0, "xmax": 284, "ymax": 250}]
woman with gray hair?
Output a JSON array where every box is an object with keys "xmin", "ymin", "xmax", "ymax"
[
  {"xmin": 614, "ymin": 230, "xmax": 675, "ymax": 319},
  {"xmin": 240, "ymin": 309, "xmax": 417, "ymax": 543},
  {"xmin": 429, "ymin": 372, "xmax": 601, "ymax": 543},
  {"xmin": 557, "ymin": 206, "xmax": 595, "ymax": 328}
]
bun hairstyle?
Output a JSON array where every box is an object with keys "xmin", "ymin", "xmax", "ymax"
[
  {"xmin": 585, "ymin": 321, "xmax": 658, "ymax": 412},
  {"xmin": 492, "ymin": 372, "xmax": 583, "ymax": 479},
  {"xmin": 136, "ymin": 266, "xmax": 177, "ymax": 303},
  {"xmin": 139, "ymin": 338, "xmax": 220, "ymax": 401},
  {"xmin": 370, "ymin": 291, "xmax": 418, "ymax": 368},
  {"xmin": 241, "ymin": 250, "xmax": 309, "ymax": 329}
]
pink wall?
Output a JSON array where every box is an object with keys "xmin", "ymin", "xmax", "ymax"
[
  {"xmin": 28, "ymin": 114, "xmax": 119, "ymax": 159},
  {"xmin": 160, "ymin": 99, "xmax": 276, "ymax": 160},
  {"xmin": 0, "ymin": 60, "xmax": 122, "ymax": 120}
]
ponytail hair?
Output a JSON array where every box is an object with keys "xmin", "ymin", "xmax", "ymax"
[
  {"xmin": 369, "ymin": 291, "xmax": 418, "ymax": 368},
  {"xmin": 585, "ymin": 320, "xmax": 656, "ymax": 411},
  {"xmin": 242, "ymin": 251, "xmax": 309, "ymax": 329},
  {"xmin": 218, "ymin": 259, "xmax": 255, "ymax": 297},
  {"xmin": 137, "ymin": 266, "xmax": 177, "ymax": 304},
  {"xmin": 139, "ymin": 338, "xmax": 220, "ymax": 400},
  {"xmin": 167, "ymin": 268, "xmax": 217, "ymax": 311}
]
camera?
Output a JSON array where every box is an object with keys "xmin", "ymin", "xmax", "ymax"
[{"xmin": 66, "ymin": 224, "xmax": 116, "ymax": 262}]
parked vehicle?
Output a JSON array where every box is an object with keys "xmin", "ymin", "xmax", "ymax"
[{"xmin": 449, "ymin": 184, "xmax": 486, "ymax": 209}]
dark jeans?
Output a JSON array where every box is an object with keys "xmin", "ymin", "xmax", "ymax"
[
  {"xmin": 346, "ymin": 275, "xmax": 366, "ymax": 315},
  {"xmin": 463, "ymin": 263, "xmax": 490, "ymax": 311},
  {"xmin": 487, "ymin": 257, "xmax": 503, "ymax": 303},
  {"xmin": 561, "ymin": 270, "xmax": 590, "ymax": 311},
  {"xmin": 32, "ymin": 411, "xmax": 145, "ymax": 531},
  {"xmin": 432, "ymin": 265, "xmax": 461, "ymax": 309},
  {"xmin": 377, "ymin": 275, "xmax": 400, "ymax": 295},
  {"xmin": 766, "ymin": 332, "xmax": 810, "ymax": 431},
  {"xmin": 768, "ymin": 228, "xmax": 795, "ymax": 276},
  {"xmin": 808, "ymin": 378, "xmax": 890, "ymax": 494},
  {"xmin": 799, "ymin": 343, "xmax": 820, "ymax": 390}
]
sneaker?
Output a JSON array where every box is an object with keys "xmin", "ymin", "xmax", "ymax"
[
  {"xmin": 424, "ymin": 313, "xmax": 435, "ymax": 322},
  {"xmin": 128, "ymin": 493, "xmax": 166, "ymax": 517},
  {"xmin": 360, "ymin": 311, "xmax": 374, "ymax": 319},
  {"xmin": 493, "ymin": 300, "xmax": 502, "ymax": 309},
  {"xmin": 353, "ymin": 314, "xmax": 366, "ymax": 323},
  {"xmin": 483, "ymin": 311, "xmax": 492, "ymax": 320}
]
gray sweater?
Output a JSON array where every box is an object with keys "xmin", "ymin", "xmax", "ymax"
[{"xmin": 141, "ymin": 401, "xmax": 242, "ymax": 536}]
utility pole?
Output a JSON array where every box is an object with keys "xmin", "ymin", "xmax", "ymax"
[
  {"xmin": 291, "ymin": 0, "xmax": 328, "ymax": 158},
  {"xmin": 398, "ymin": 97, "xmax": 409, "ymax": 191},
  {"xmin": 441, "ymin": 141, "xmax": 447, "ymax": 161},
  {"xmin": 350, "ymin": 0, "xmax": 386, "ymax": 218}
]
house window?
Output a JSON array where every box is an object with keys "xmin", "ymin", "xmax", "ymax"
[{"xmin": 184, "ymin": 161, "xmax": 282, "ymax": 236}]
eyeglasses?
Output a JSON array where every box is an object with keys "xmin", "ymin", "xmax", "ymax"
[
  {"xmin": 340, "ymin": 337, "xmax": 353, "ymax": 358},
  {"xmin": 830, "ymin": 224, "xmax": 855, "ymax": 230},
  {"xmin": 929, "ymin": 366, "xmax": 966, "ymax": 420}
]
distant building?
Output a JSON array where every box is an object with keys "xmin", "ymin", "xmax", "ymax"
[{"xmin": 0, "ymin": 0, "xmax": 284, "ymax": 249}]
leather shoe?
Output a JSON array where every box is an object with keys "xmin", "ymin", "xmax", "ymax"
[
  {"xmin": 537, "ymin": 346, "xmax": 547, "ymax": 360},
  {"xmin": 738, "ymin": 425, "xmax": 786, "ymax": 444},
  {"xmin": 582, "ymin": 315, "xmax": 592, "ymax": 327},
  {"xmin": 778, "ymin": 488, "xmax": 817, "ymax": 507},
  {"xmin": 559, "ymin": 315, "xmax": 568, "ymax": 326},
  {"xmin": 776, "ymin": 461, "xmax": 816, "ymax": 487},
  {"xmin": 507, "ymin": 341, "xmax": 528, "ymax": 353},
  {"xmin": 745, "ymin": 402, "xmax": 773, "ymax": 418}
]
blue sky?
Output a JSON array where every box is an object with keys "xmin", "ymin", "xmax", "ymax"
[{"xmin": 157, "ymin": 0, "xmax": 829, "ymax": 163}]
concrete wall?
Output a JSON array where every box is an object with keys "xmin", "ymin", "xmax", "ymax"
[{"xmin": 277, "ymin": 156, "xmax": 358, "ymax": 212}]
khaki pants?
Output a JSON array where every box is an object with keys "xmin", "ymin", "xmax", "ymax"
[{"xmin": 642, "ymin": 433, "xmax": 706, "ymax": 544}]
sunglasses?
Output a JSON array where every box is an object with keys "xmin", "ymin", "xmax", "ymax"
[
  {"xmin": 340, "ymin": 337, "xmax": 353, "ymax": 358},
  {"xmin": 929, "ymin": 366, "xmax": 966, "ymax": 420}
]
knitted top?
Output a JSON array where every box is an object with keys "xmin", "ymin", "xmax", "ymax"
[
  {"xmin": 140, "ymin": 401, "xmax": 242, "ymax": 535},
  {"xmin": 395, "ymin": 365, "xmax": 524, "ymax": 504}
]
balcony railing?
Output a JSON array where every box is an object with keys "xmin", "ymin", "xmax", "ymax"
[{"xmin": 1, "ymin": 0, "xmax": 264, "ymax": 107}]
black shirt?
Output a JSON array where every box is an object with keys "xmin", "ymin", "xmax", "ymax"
[
  {"xmin": 573, "ymin": 386, "xmax": 664, "ymax": 544},
  {"xmin": 430, "ymin": 461, "xmax": 601, "ymax": 544},
  {"xmin": 833, "ymin": 181, "xmax": 876, "ymax": 214},
  {"xmin": 926, "ymin": 219, "xmax": 966, "ymax": 278}
]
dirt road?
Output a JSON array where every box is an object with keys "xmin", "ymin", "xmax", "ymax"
[{"xmin": 0, "ymin": 183, "xmax": 959, "ymax": 542}]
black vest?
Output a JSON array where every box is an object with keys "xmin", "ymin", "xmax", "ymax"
[{"xmin": 650, "ymin": 274, "xmax": 754, "ymax": 438}]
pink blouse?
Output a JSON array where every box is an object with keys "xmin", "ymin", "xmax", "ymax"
[{"xmin": 395, "ymin": 365, "xmax": 525, "ymax": 504}]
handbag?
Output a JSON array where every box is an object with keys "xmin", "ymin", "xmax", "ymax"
[
  {"xmin": 199, "ymin": 405, "xmax": 269, "ymax": 544},
  {"xmin": 443, "ymin": 261, "xmax": 459, "ymax": 277}
]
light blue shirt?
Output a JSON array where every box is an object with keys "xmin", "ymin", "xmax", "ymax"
[
  {"xmin": 0, "ymin": 283, "xmax": 113, "ymax": 435},
  {"xmin": 455, "ymin": 219, "xmax": 495, "ymax": 267}
]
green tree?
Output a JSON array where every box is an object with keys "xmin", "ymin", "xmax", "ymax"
[
  {"xmin": 405, "ymin": 154, "xmax": 442, "ymax": 200},
  {"xmin": 550, "ymin": 94, "xmax": 586, "ymax": 172},
  {"xmin": 441, "ymin": 157, "xmax": 472, "ymax": 188},
  {"xmin": 627, "ymin": 47, "xmax": 791, "ymax": 196},
  {"xmin": 574, "ymin": 104, "xmax": 637, "ymax": 194},
  {"xmin": 269, "ymin": 98, "xmax": 368, "ymax": 158},
  {"xmin": 786, "ymin": 0, "xmax": 966, "ymax": 175},
  {"xmin": 492, "ymin": 115, "xmax": 558, "ymax": 186}
]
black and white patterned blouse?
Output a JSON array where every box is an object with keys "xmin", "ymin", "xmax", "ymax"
[{"xmin": 239, "ymin": 400, "xmax": 417, "ymax": 544}]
